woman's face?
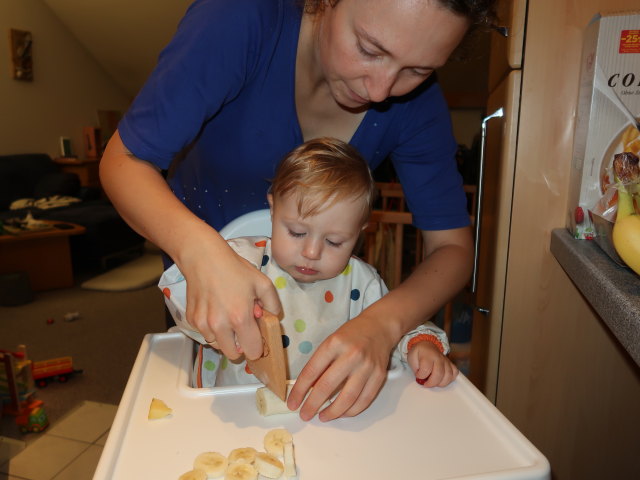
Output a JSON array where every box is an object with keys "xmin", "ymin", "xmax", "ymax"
[{"xmin": 315, "ymin": 0, "xmax": 470, "ymax": 108}]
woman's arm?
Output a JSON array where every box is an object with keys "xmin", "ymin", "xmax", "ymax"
[
  {"xmin": 288, "ymin": 226, "xmax": 473, "ymax": 421},
  {"xmin": 100, "ymin": 132, "xmax": 281, "ymax": 360}
]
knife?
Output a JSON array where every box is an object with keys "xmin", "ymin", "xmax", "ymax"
[{"xmin": 247, "ymin": 309, "xmax": 288, "ymax": 401}]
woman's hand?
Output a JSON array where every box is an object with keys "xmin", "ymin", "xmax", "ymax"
[
  {"xmin": 178, "ymin": 241, "xmax": 282, "ymax": 360},
  {"xmin": 100, "ymin": 131, "xmax": 281, "ymax": 361},
  {"xmin": 287, "ymin": 312, "xmax": 396, "ymax": 422}
]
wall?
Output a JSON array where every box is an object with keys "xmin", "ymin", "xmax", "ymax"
[
  {"xmin": 0, "ymin": 0, "xmax": 130, "ymax": 158},
  {"xmin": 496, "ymin": 0, "xmax": 640, "ymax": 478}
]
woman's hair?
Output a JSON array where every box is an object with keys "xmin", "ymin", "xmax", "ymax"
[
  {"xmin": 271, "ymin": 137, "xmax": 375, "ymax": 225},
  {"xmin": 303, "ymin": 0, "xmax": 497, "ymax": 29}
]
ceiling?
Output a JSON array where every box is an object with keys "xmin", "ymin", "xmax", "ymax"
[{"xmin": 42, "ymin": 0, "xmax": 192, "ymax": 98}]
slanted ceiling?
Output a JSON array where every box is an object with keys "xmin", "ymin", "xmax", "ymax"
[{"xmin": 42, "ymin": 0, "xmax": 192, "ymax": 98}]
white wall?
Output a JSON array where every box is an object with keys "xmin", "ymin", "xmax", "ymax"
[{"xmin": 0, "ymin": 0, "xmax": 130, "ymax": 158}]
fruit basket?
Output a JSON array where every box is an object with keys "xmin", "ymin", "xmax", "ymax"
[{"xmin": 94, "ymin": 332, "xmax": 550, "ymax": 480}]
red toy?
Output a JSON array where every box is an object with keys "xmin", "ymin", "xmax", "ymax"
[{"xmin": 32, "ymin": 356, "xmax": 82, "ymax": 388}]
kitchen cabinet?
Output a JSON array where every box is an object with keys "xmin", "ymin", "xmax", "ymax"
[{"xmin": 470, "ymin": 0, "xmax": 640, "ymax": 478}]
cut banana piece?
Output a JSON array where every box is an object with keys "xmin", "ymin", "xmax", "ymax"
[
  {"xmin": 148, "ymin": 397, "xmax": 173, "ymax": 420},
  {"xmin": 256, "ymin": 384, "xmax": 296, "ymax": 416},
  {"xmin": 283, "ymin": 441, "xmax": 296, "ymax": 478},
  {"xmin": 254, "ymin": 452, "xmax": 284, "ymax": 479},
  {"xmin": 193, "ymin": 452, "xmax": 228, "ymax": 478},
  {"xmin": 228, "ymin": 447, "xmax": 257, "ymax": 465},
  {"xmin": 224, "ymin": 463, "xmax": 258, "ymax": 480},
  {"xmin": 263, "ymin": 428, "xmax": 293, "ymax": 457},
  {"xmin": 178, "ymin": 469, "xmax": 207, "ymax": 480}
]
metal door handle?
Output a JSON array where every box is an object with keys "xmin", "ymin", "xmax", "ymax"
[{"xmin": 471, "ymin": 108, "xmax": 504, "ymax": 294}]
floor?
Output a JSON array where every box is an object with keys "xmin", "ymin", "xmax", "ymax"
[{"xmin": 0, "ymin": 401, "xmax": 116, "ymax": 480}]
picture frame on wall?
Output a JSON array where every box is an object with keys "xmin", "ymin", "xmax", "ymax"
[{"xmin": 9, "ymin": 28, "xmax": 33, "ymax": 81}]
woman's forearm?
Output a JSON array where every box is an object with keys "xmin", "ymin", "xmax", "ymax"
[{"xmin": 363, "ymin": 226, "xmax": 474, "ymax": 347}]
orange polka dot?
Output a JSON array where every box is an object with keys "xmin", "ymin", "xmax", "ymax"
[
  {"xmin": 255, "ymin": 240, "xmax": 267, "ymax": 247},
  {"xmin": 324, "ymin": 291, "xmax": 334, "ymax": 303},
  {"xmin": 244, "ymin": 363, "xmax": 252, "ymax": 375},
  {"xmin": 162, "ymin": 287, "xmax": 171, "ymax": 299}
]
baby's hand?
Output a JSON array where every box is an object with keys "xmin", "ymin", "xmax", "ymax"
[{"xmin": 407, "ymin": 340, "xmax": 459, "ymax": 388}]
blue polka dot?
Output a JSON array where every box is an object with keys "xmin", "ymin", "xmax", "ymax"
[
  {"xmin": 350, "ymin": 289, "xmax": 361, "ymax": 301},
  {"xmin": 261, "ymin": 255, "xmax": 269, "ymax": 267},
  {"xmin": 282, "ymin": 335, "xmax": 290, "ymax": 348},
  {"xmin": 299, "ymin": 341, "xmax": 313, "ymax": 354}
]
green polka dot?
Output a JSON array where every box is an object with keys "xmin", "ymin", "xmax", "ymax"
[
  {"xmin": 341, "ymin": 264, "xmax": 352, "ymax": 275},
  {"xmin": 274, "ymin": 276, "xmax": 287, "ymax": 289},
  {"xmin": 220, "ymin": 356, "xmax": 229, "ymax": 370},
  {"xmin": 203, "ymin": 360, "xmax": 216, "ymax": 371},
  {"xmin": 294, "ymin": 319, "xmax": 306, "ymax": 332}
]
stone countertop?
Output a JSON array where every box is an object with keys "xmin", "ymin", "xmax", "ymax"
[{"xmin": 550, "ymin": 228, "xmax": 640, "ymax": 366}]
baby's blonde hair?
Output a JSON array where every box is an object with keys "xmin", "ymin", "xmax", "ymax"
[{"xmin": 271, "ymin": 137, "xmax": 375, "ymax": 225}]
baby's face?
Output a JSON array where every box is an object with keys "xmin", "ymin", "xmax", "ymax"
[{"xmin": 269, "ymin": 193, "xmax": 365, "ymax": 283}]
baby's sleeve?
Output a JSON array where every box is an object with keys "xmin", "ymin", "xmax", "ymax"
[{"xmin": 395, "ymin": 322, "xmax": 451, "ymax": 364}]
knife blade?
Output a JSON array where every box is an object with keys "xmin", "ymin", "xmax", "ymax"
[{"xmin": 247, "ymin": 309, "xmax": 288, "ymax": 401}]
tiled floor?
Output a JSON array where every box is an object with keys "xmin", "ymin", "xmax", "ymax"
[{"xmin": 0, "ymin": 401, "xmax": 117, "ymax": 480}]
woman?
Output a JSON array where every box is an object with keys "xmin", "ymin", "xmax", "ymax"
[{"xmin": 100, "ymin": 0, "xmax": 496, "ymax": 422}]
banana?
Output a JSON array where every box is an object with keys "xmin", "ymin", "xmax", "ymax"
[
  {"xmin": 254, "ymin": 452, "xmax": 284, "ymax": 479},
  {"xmin": 148, "ymin": 397, "xmax": 172, "ymax": 420},
  {"xmin": 263, "ymin": 428, "xmax": 293, "ymax": 457},
  {"xmin": 193, "ymin": 452, "xmax": 228, "ymax": 478},
  {"xmin": 283, "ymin": 441, "xmax": 296, "ymax": 479},
  {"xmin": 178, "ymin": 469, "xmax": 207, "ymax": 480},
  {"xmin": 224, "ymin": 463, "xmax": 258, "ymax": 480},
  {"xmin": 612, "ymin": 152, "xmax": 640, "ymax": 275},
  {"xmin": 227, "ymin": 447, "xmax": 257, "ymax": 465},
  {"xmin": 256, "ymin": 384, "xmax": 297, "ymax": 416}
]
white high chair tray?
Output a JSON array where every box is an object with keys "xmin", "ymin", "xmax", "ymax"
[{"xmin": 94, "ymin": 333, "xmax": 550, "ymax": 480}]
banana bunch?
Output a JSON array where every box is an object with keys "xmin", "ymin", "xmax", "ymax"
[
  {"xmin": 612, "ymin": 152, "xmax": 640, "ymax": 275},
  {"xmin": 178, "ymin": 428, "xmax": 297, "ymax": 480}
]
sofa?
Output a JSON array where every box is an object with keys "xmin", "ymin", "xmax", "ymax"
[{"xmin": 0, "ymin": 153, "xmax": 145, "ymax": 270}]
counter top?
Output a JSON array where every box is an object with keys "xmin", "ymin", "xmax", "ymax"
[{"xmin": 550, "ymin": 228, "xmax": 640, "ymax": 366}]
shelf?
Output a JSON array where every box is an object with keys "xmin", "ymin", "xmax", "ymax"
[{"xmin": 550, "ymin": 228, "xmax": 640, "ymax": 366}]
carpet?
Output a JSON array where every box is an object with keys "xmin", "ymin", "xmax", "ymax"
[{"xmin": 80, "ymin": 252, "xmax": 164, "ymax": 291}]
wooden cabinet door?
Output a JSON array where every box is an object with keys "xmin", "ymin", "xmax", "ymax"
[{"xmin": 487, "ymin": 0, "xmax": 527, "ymax": 93}]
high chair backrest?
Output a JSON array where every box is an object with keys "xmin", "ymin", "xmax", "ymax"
[{"xmin": 219, "ymin": 209, "xmax": 272, "ymax": 240}]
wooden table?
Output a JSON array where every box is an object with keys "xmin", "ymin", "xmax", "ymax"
[{"xmin": 0, "ymin": 221, "xmax": 86, "ymax": 291}]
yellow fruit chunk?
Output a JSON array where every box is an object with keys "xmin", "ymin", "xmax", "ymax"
[{"xmin": 148, "ymin": 397, "xmax": 173, "ymax": 420}]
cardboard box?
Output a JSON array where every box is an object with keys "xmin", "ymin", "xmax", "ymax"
[{"xmin": 567, "ymin": 12, "xmax": 640, "ymax": 239}]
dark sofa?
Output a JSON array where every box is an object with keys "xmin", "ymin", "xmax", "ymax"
[{"xmin": 0, "ymin": 153, "xmax": 144, "ymax": 270}]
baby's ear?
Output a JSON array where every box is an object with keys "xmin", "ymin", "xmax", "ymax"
[{"xmin": 267, "ymin": 193, "xmax": 274, "ymax": 215}]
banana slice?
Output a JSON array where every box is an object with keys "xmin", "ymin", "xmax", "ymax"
[
  {"xmin": 263, "ymin": 428, "xmax": 293, "ymax": 457},
  {"xmin": 228, "ymin": 447, "xmax": 257, "ymax": 465},
  {"xmin": 283, "ymin": 441, "xmax": 296, "ymax": 478},
  {"xmin": 178, "ymin": 469, "xmax": 207, "ymax": 480},
  {"xmin": 256, "ymin": 385, "xmax": 297, "ymax": 416},
  {"xmin": 224, "ymin": 463, "xmax": 258, "ymax": 480},
  {"xmin": 193, "ymin": 452, "xmax": 228, "ymax": 478},
  {"xmin": 148, "ymin": 397, "xmax": 172, "ymax": 420},
  {"xmin": 254, "ymin": 452, "xmax": 284, "ymax": 479}
]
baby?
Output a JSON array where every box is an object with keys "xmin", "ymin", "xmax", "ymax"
[{"xmin": 159, "ymin": 137, "xmax": 458, "ymax": 391}]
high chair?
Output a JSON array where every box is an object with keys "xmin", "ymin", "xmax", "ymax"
[{"xmin": 219, "ymin": 209, "xmax": 271, "ymax": 239}]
